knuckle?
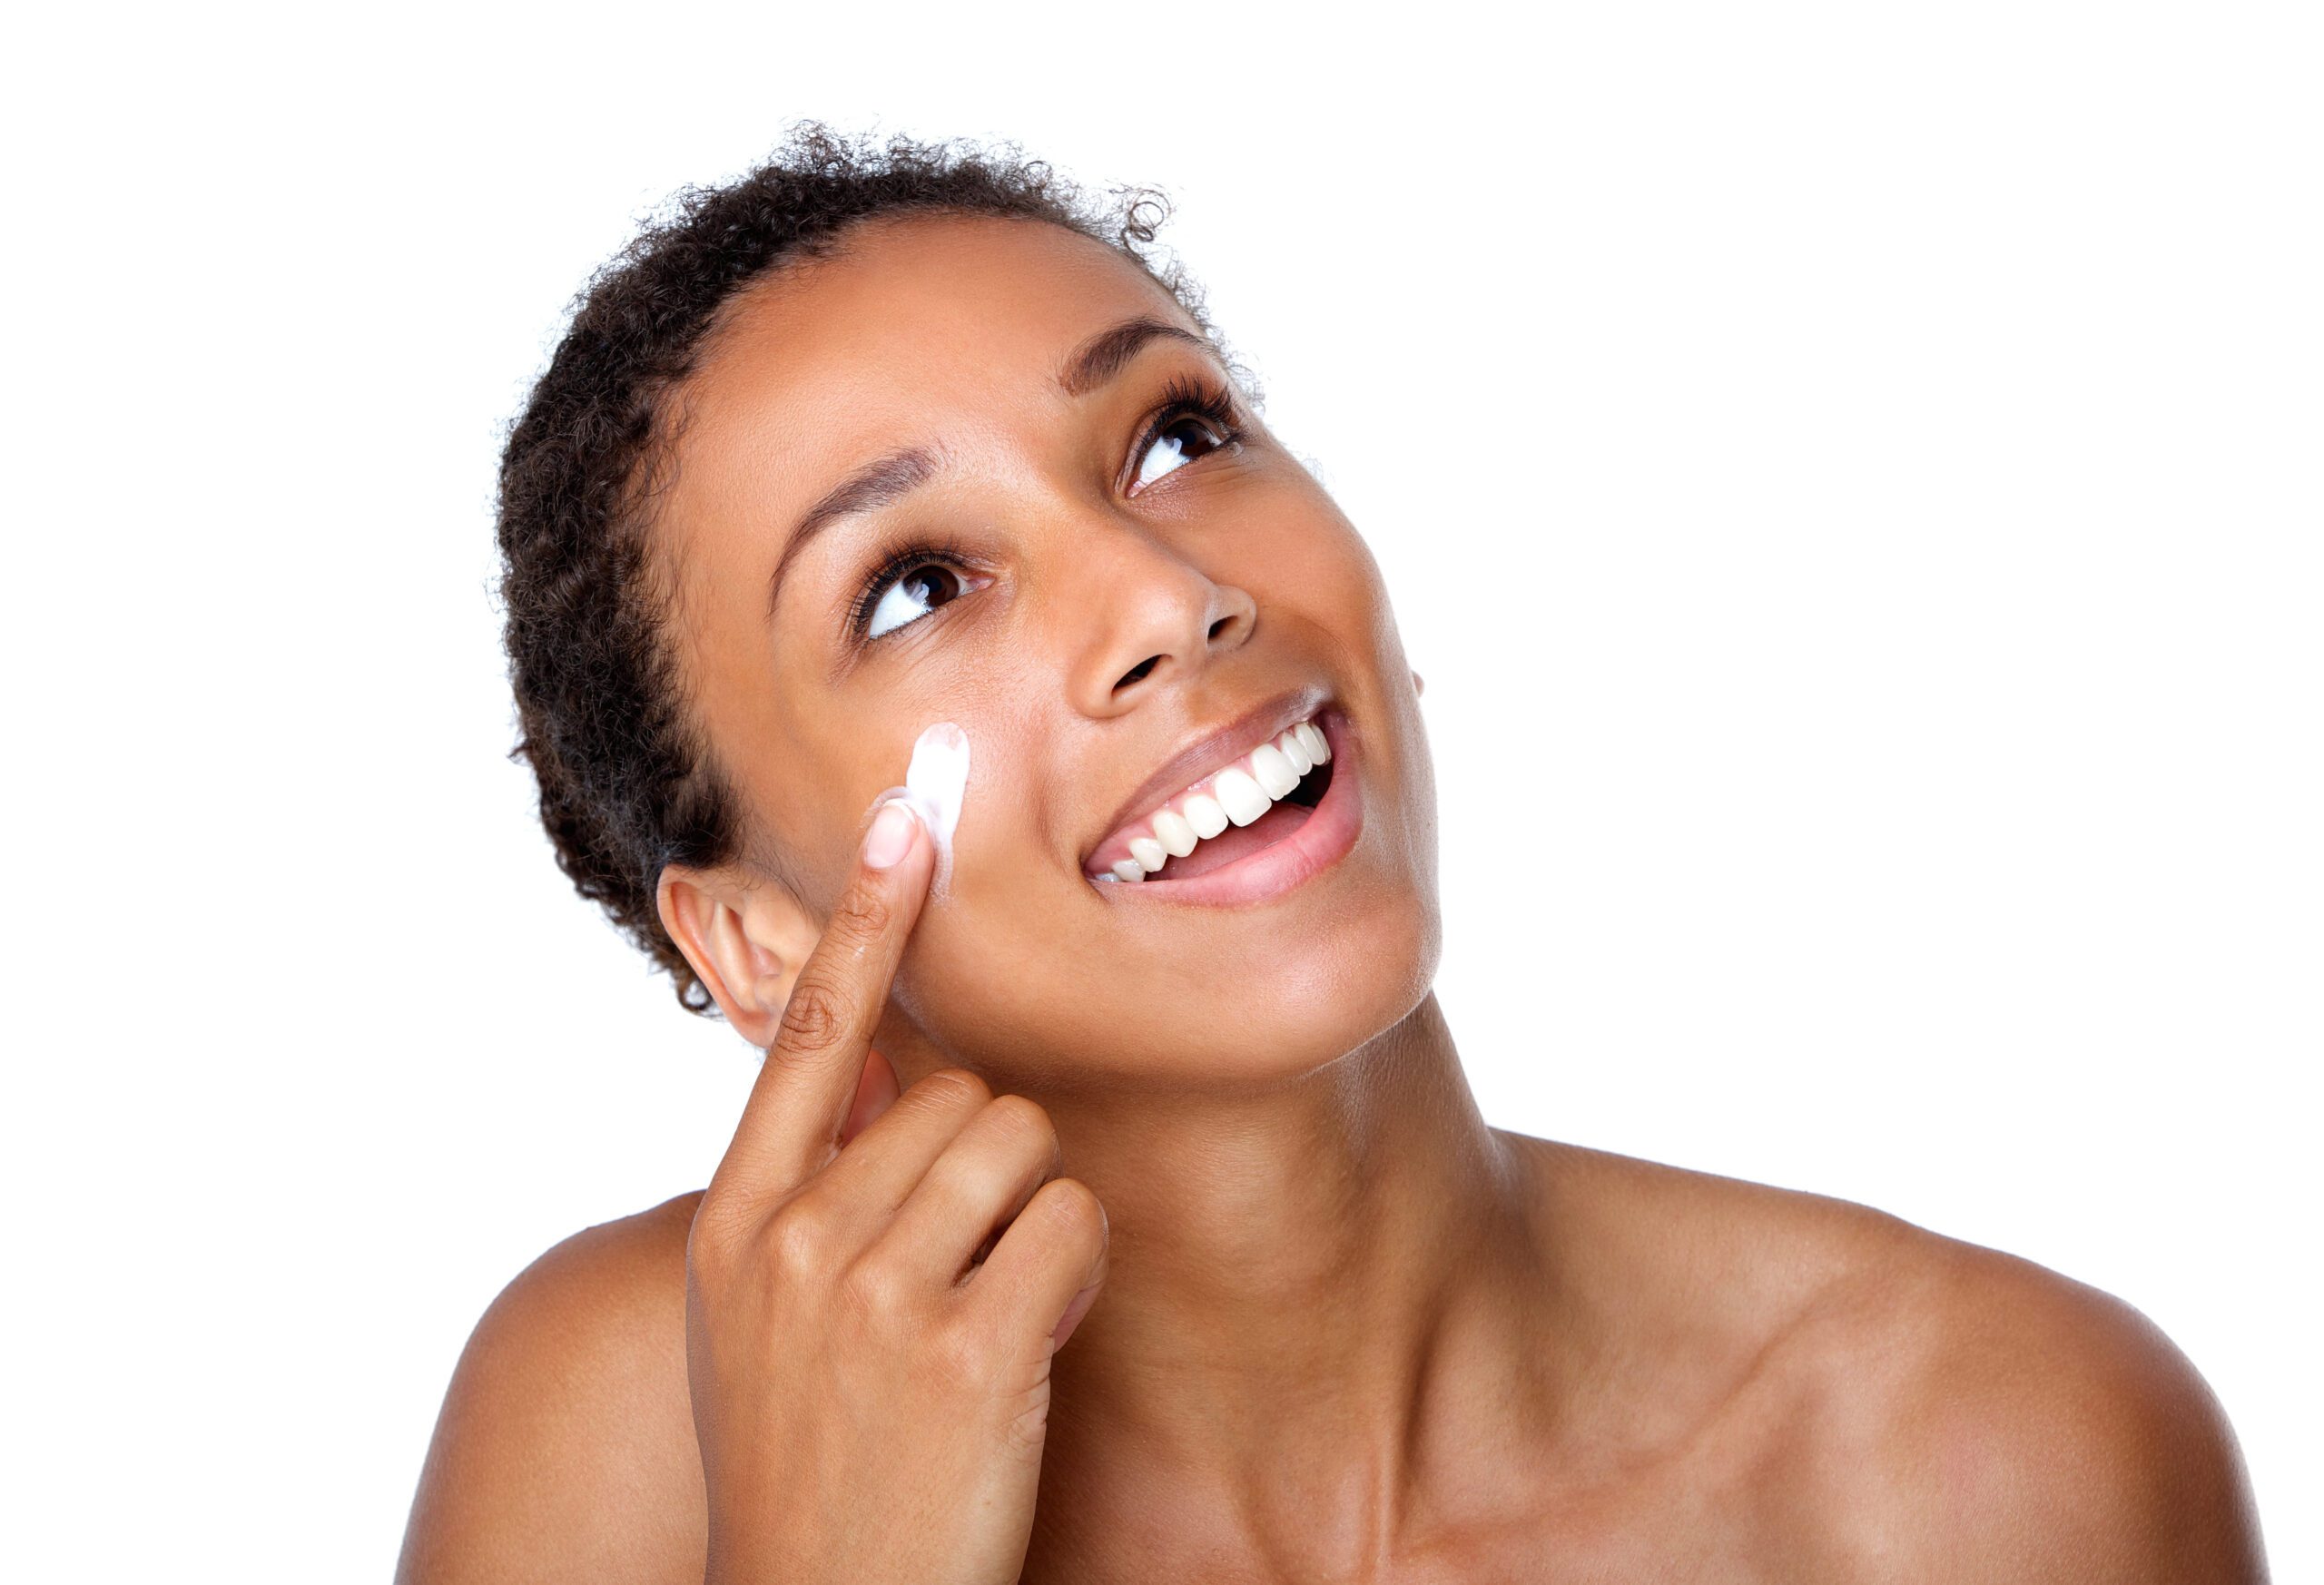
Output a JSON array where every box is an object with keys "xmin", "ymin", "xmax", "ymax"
[
  {"xmin": 1000, "ymin": 1390, "xmax": 1054, "ymax": 1459},
  {"xmin": 827, "ymin": 881, "xmax": 895, "ymax": 946},
  {"xmin": 684, "ymin": 1223, "xmax": 732, "ymax": 1287},
  {"xmin": 930, "ymin": 1309, "xmax": 1001, "ymax": 1388},
  {"xmin": 1038, "ymin": 1176, "xmax": 1108, "ymax": 1250},
  {"xmin": 685, "ymin": 1194, "xmax": 755, "ymax": 1277},
  {"xmin": 759, "ymin": 1203, "xmax": 840, "ymax": 1280},
  {"xmin": 837, "ymin": 1250, "xmax": 914, "ymax": 1323},
  {"xmin": 984, "ymin": 1094, "xmax": 1059, "ymax": 1164},
  {"xmin": 915, "ymin": 1067, "xmax": 991, "ymax": 1111},
  {"xmin": 773, "ymin": 976, "xmax": 852, "ymax": 1058}
]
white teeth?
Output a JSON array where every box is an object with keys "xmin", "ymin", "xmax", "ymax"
[
  {"xmin": 1214, "ymin": 766, "xmax": 1272, "ymax": 826},
  {"xmin": 1183, "ymin": 792, "xmax": 1229, "ymax": 840},
  {"xmin": 1249, "ymin": 742, "xmax": 1300, "ymax": 798},
  {"xmin": 1095, "ymin": 714, "xmax": 1334, "ymax": 882},
  {"xmin": 1152, "ymin": 808, "xmax": 1198, "ymax": 857}
]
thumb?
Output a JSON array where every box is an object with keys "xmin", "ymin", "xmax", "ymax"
[{"xmin": 840, "ymin": 1046, "xmax": 902, "ymax": 1145}]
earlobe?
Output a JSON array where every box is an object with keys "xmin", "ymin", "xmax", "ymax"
[{"xmin": 655, "ymin": 864, "xmax": 820, "ymax": 1046}]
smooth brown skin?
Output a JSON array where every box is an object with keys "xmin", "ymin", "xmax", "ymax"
[{"xmin": 399, "ymin": 214, "xmax": 2269, "ymax": 1581}]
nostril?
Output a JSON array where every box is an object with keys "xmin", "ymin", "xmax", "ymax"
[
  {"xmin": 1207, "ymin": 616, "xmax": 1234, "ymax": 641},
  {"xmin": 1116, "ymin": 655, "xmax": 1161, "ymax": 691}
]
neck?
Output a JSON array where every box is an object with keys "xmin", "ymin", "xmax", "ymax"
[{"xmin": 1015, "ymin": 992, "xmax": 1555, "ymax": 1563}]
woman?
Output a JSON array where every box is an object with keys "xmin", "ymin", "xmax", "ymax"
[{"xmin": 398, "ymin": 123, "xmax": 2266, "ymax": 1581}]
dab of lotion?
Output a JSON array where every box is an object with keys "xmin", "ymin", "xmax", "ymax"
[{"xmin": 877, "ymin": 722, "xmax": 970, "ymax": 900}]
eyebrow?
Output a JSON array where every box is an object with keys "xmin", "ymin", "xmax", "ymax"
[
  {"xmin": 764, "ymin": 446, "xmax": 941, "ymax": 621},
  {"xmin": 1055, "ymin": 315, "xmax": 1217, "ymax": 398},
  {"xmin": 763, "ymin": 316, "xmax": 1224, "ymax": 622}
]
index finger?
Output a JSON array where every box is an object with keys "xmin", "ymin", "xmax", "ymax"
[{"xmin": 710, "ymin": 795, "xmax": 935, "ymax": 1206}]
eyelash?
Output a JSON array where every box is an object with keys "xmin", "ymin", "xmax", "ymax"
[
  {"xmin": 844, "ymin": 531, "xmax": 978, "ymax": 642},
  {"xmin": 1128, "ymin": 372, "xmax": 1246, "ymax": 493},
  {"xmin": 843, "ymin": 373, "xmax": 1246, "ymax": 643}
]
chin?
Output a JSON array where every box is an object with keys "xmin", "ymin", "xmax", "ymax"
[
  {"xmin": 1207, "ymin": 892, "xmax": 1444, "ymax": 1083},
  {"xmin": 901, "ymin": 873, "xmax": 1443, "ymax": 1095}
]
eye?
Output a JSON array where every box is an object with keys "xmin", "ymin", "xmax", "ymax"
[
  {"xmin": 1130, "ymin": 414, "xmax": 1234, "ymax": 494},
  {"xmin": 1126, "ymin": 373, "xmax": 1245, "ymax": 497},
  {"xmin": 863, "ymin": 560, "xmax": 970, "ymax": 639}
]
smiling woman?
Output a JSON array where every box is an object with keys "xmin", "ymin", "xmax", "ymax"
[{"xmin": 397, "ymin": 122, "xmax": 2268, "ymax": 1582}]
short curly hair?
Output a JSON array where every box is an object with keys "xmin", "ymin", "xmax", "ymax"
[{"xmin": 496, "ymin": 120, "xmax": 1247, "ymax": 1016}]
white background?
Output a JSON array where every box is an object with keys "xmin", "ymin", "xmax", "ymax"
[{"xmin": 5, "ymin": 2, "xmax": 2316, "ymax": 1576}]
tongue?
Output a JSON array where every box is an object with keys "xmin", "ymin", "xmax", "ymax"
[{"xmin": 1159, "ymin": 798, "xmax": 1314, "ymax": 880}]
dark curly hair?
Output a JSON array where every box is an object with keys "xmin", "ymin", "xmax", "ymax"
[{"xmin": 495, "ymin": 121, "xmax": 1252, "ymax": 1016}]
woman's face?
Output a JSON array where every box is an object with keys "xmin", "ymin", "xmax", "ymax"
[{"xmin": 658, "ymin": 213, "xmax": 1440, "ymax": 1089}]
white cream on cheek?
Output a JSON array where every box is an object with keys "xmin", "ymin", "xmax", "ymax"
[{"xmin": 883, "ymin": 721, "xmax": 970, "ymax": 901}]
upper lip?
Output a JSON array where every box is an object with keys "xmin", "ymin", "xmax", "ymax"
[{"xmin": 1080, "ymin": 684, "xmax": 1331, "ymax": 871}]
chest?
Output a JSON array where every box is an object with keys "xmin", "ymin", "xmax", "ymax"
[{"xmin": 1019, "ymin": 1439, "xmax": 1828, "ymax": 1585}]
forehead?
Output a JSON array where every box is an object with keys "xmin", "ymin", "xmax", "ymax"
[{"xmin": 672, "ymin": 213, "xmax": 1187, "ymax": 497}]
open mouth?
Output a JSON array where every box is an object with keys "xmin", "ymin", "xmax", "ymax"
[{"xmin": 1084, "ymin": 707, "xmax": 1344, "ymax": 887}]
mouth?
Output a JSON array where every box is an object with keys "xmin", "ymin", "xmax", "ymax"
[{"xmin": 1082, "ymin": 695, "xmax": 1361, "ymax": 906}]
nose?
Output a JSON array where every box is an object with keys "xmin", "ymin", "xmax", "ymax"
[{"xmin": 1063, "ymin": 527, "xmax": 1257, "ymax": 716}]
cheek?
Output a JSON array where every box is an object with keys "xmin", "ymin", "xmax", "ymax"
[
  {"xmin": 890, "ymin": 893, "xmax": 1442, "ymax": 1088},
  {"xmin": 1295, "ymin": 509, "xmax": 1407, "ymax": 674},
  {"xmin": 1305, "ymin": 514, "xmax": 1438, "ymax": 842}
]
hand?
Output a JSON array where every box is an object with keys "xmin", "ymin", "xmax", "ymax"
[{"xmin": 684, "ymin": 798, "xmax": 1109, "ymax": 1585}]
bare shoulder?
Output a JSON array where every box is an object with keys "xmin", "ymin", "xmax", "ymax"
[
  {"xmin": 1509, "ymin": 1136, "xmax": 2269, "ymax": 1580},
  {"xmin": 1787, "ymin": 1216, "xmax": 2270, "ymax": 1580},
  {"xmin": 395, "ymin": 1189, "xmax": 708, "ymax": 1585}
]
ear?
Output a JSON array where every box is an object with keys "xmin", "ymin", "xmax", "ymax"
[{"xmin": 655, "ymin": 861, "xmax": 822, "ymax": 1048}]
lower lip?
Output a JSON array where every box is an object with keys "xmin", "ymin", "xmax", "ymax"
[{"xmin": 1088, "ymin": 709, "xmax": 1364, "ymax": 908}]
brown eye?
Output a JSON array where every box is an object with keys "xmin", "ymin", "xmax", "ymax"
[
  {"xmin": 1130, "ymin": 415, "xmax": 1233, "ymax": 495},
  {"xmin": 864, "ymin": 562, "xmax": 968, "ymax": 639}
]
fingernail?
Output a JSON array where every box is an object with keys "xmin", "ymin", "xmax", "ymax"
[{"xmin": 862, "ymin": 799, "xmax": 921, "ymax": 870}]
